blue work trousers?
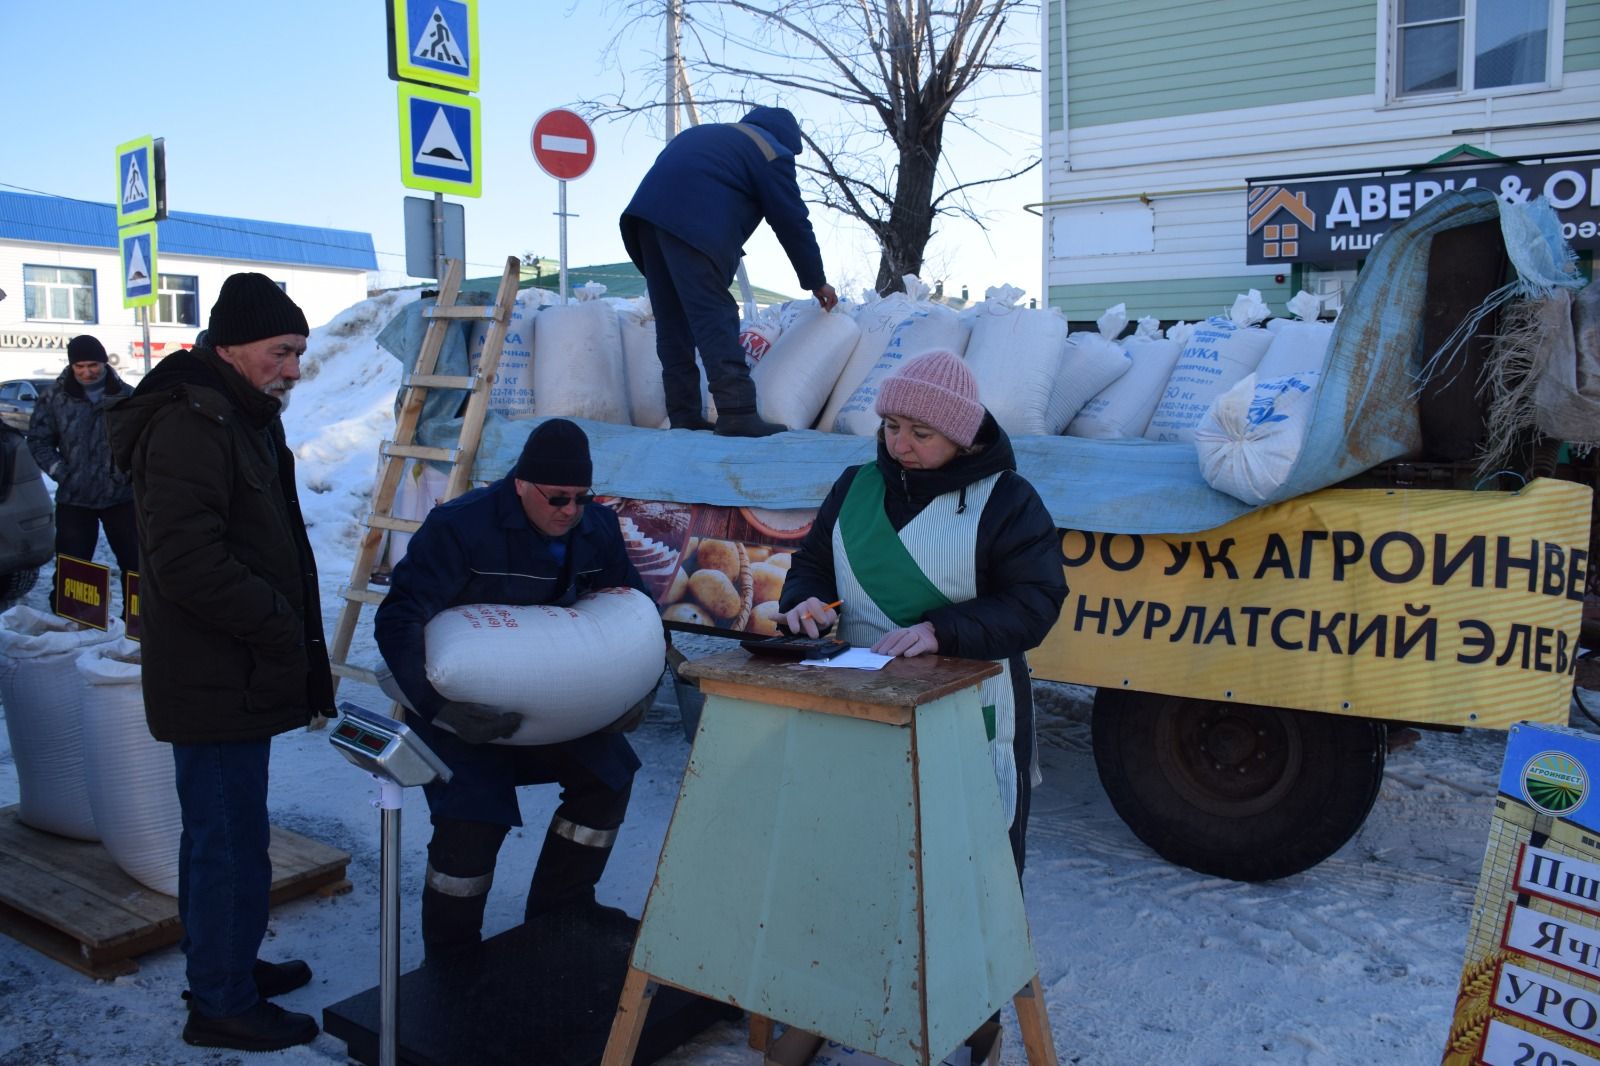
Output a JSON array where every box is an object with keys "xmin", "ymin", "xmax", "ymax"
[
  {"xmin": 173, "ymin": 739, "xmax": 272, "ymax": 1018},
  {"xmin": 630, "ymin": 220, "xmax": 757, "ymax": 417}
]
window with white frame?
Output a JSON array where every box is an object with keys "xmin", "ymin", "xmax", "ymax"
[
  {"xmin": 22, "ymin": 265, "xmax": 97, "ymax": 323},
  {"xmin": 155, "ymin": 273, "xmax": 199, "ymax": 326},
  {"xmin": 1394, "ymin": 0, "xmax": 1553, "ymax": 98}
]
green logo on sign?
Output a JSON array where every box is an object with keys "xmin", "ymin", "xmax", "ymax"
[{"xmin": 1523, "ymin": 751, "xmax": 1587, "ymax": 816}]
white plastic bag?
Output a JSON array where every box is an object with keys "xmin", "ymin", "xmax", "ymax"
[
  {"xmin": 1052, "ymin": 333, "xmax": 1132, "ymax": 434},
  {"xmin": 617, "ymin": 298, "xmax": 667, "ymax": 428},
  {"xmin": 0, "ymin": 607, "xmax": 122, "ymax": 840},
  {"xmin": 466, "ymin": 291, "xmax": 541, "ymax": 418},
  {"xmin": 1144, "ymin": 317, "xmax": 1274, "ymax": 443},
  {"xmin": 965, "ymin": 288, "xmax": 1076, "ymax": 436},
  {"xmin": 1068, "ymin": 318, "xmax": 1182, "ymax": 439},
  {"xmin": 818, "ymin": 278, "xmax": 931, "ymax": 433},
  {"xmin": 751, "ymin": 310, "xmax": 860, "ymax": 430},
  {"xmin": 1255, "ymin": 320, "xmax": 1334, "ymax": 382},
  {"xmin": 1194, "ymin": 372, "xmax": 1321, "ymax": 505},
  {"xmin": 424, "ymin": 589, "xmax": 665, "ymax": 745},
  {"xmin": 533, "ymin": 292, "xmax": 631, "ymax": 425},
  {"xmin": 832, "ymin": 306, "xmax": 971, "ymax": 436},
  {"xmin": 77, "ymin": 639, "xmax": 181, "ymax": 895}
]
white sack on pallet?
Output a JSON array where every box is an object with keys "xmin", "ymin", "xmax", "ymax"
[
  {"xmin": 818, "ymin": 278, "xmax": 933, "ymax": 433},
  {"xmin": 1069, "ymin": 317, "xmax": 1182, "ymax": 439},
  {"xmin": 424, "ymin": 589, "xmax": 665, "ymax": 745},
  {"xmin": 832, "ymin": 306, "xmax": 971, "ymax": 436},
  {"xmin": 77, "ymin": 639, "xmax": 181, "ymax": 896},
  {"xmin": 1144, "ymin": 317, "xmax": 1274, "ymax": 443},
  {"xmin": 533, "ymin": 286, "xmax": 631, "ymax": 425},
  {"xmin": 0, "ymin": 607, "xmax": 122, "ymax": 840},
  {"xmin": 467, "ymin": 291, "xmax": 542, "ymax": 418},
  {"xmin": 752, "ymin": 310, "xmax": 860, "ymax": 430},
  {"xmin": 965, "ymin": 286, "xmax": 1077, "ymax": 436},
  {"xmin": 384, "ymin": 458, "xmax": 451, "ymax": 567},
  {"xmin": 1194, "ymin": 372, "xmax": 1321, "ymax": 505}
]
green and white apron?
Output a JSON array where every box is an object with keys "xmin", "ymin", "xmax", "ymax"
[{"xmin": 832, "ymin": 464, "xmax": 1018, "ymax": 825}]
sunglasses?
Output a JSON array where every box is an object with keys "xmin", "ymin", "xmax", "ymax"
[{"xmin": 534, "ymin": 485, "xmax": 596, "ymax": 508}]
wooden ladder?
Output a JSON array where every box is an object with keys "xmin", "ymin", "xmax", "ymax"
[{"xmin": 325, "ymin": 255, "xmax": 523, "ymax": 697}]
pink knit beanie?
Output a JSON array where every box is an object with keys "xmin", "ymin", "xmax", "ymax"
[{"xmin": 874, "ymin": 350, "xmax": 985, "ymax": 447}]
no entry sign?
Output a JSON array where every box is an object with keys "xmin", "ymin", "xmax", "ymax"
[{"xmin": 531, "ymin": 108, "xmax": 595, "ymax": 181}]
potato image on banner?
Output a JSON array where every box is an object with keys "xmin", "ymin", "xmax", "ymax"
[
  {"xmin": 688, "ymin": 569, "xmax": 742, "ymax": 620},
  {"xmin": 662, "ymin": 602, "xmax": 711, "ymax": 626},
  {"xmin": 749, "ymin": 601, "xmax": 782, "ymax": 636},
  {"xmin": 745, "ymin": 545, "xmax": 772, "ymax": 564},
  {"xmin": 694, "ymin": 539, "xmax": 741, "ymax": 583},
  {"xmin": 766, "ymin": 552, "xmax": 793, "ymax": 571},
  {"xmin": 750, "ymin": 562, "xmax": 786, "ymax": 606},
  {"xmin": 664, "ymin": 568, "xmax": 689, "ymax": 605}
]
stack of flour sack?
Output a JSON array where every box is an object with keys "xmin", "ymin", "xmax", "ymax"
[{"xmin": 462, "ymin": 279, "xmax": 1335, "ymax": 507}]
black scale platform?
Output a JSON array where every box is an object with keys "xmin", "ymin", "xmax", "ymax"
[{"xmin": 323, "ymin": 907, "xmax": 739, "ymax": 1066}]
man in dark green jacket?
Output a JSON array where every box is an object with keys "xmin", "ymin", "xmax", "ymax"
[{"xmin": 107, "ymin": 273, "xmax": 333, "ymax": 1054}]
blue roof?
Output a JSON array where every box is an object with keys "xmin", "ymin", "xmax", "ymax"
[{"xmin": 0, "ymin": 190, "xmax": 377, "ymax": 271}]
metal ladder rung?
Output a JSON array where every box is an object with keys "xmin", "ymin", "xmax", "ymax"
[
  {"xmin": 382, "ymin": 443, "xmax": 456, "ymax": 462},
  {"xmin": 406, "ymin": 373, "xmax": 477, "ymax": 390}
]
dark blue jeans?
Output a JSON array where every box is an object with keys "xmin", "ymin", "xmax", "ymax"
[
  {"xmin": 173, "ymin": 740, "xmax": 272, "ymax": 1018},
  {"xmin": 630, "ymin": 220, "xmax": 757, "ymax": 418}
]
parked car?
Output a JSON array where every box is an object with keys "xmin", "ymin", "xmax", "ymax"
[
  {"xmin": 0, "ymin": 425, "xmax": 55, "ymax": 606},
  {"xmin": 0, "ymin": 378, "xmax": 56, "ymax": 433}
]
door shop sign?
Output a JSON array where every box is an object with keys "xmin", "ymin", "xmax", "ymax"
[
  {"xmin": 1247, "ymin": 157, "xmax": 1600, "ymax": 264},
  {"xmin": 1442, "ymin": 723, "xmax": 1600, "ymax": 1066}
]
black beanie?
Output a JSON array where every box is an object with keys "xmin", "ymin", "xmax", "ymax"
[
  {"xmin": 513, "ymin": 419, "xmax": 592, "ymax": 486},
  {"xmin": 206, "ymin": 272, "xmax": 309, "ymax": 347},
  {"xmin": 67, "ymin": 335, "xmax": 108, "ymax": 364}
]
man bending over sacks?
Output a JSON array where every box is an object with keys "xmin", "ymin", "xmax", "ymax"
[{"xmin": 374, "ymin": 418, "xmax": 650, "ymax": 961}]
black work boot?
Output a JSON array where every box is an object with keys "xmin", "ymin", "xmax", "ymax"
[
  {"xmin": 525, "ymin": 820, "xmax": 637, "ymax": 941},
  {"xmin": 668, "ymin": 409, "xmax": 715, "ymax": 431},
  {"xmin": 714, "ymin": 409, "xmax": 787, "ymax": 438},
  {"xmin": 422, "ymin": 884, "xmax": 493, "ymax": 963},
  {"xmin": 181, "ymin": 999, "xmax": 319, "ymax": 1052},
  {"xmin": 183, "ymin": 958, "xmax": 312, "ymax": 1010}
]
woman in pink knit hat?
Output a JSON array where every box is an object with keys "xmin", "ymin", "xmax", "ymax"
[{"xmin": 778, "ymin": 350, "xmax": 1066, "ymax": 884}]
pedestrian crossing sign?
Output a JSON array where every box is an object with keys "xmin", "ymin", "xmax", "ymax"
[
  {"xmin": 388, "ymin": 0, "xmax": 478, "ymax": 92},
  {"xmin": 398, "ymin": 83, "xmax": 482, "ymax": 197},
  {"xmin": 115, "ymin": 136, "xmax": 158, "ymax": 227},
  {"xmin": 119, "ymin": 222, "xmax": 158, "ymax": 309}
]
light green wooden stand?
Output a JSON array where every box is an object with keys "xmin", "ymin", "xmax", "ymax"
[{"xmin": 601, "ymin": 649, "xmax": 1058, "ymax": 1066}]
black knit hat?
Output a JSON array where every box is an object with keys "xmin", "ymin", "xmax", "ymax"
[
  {"xmin": 206, "ymin": 272, "xmax": 309, "ymax": 347},
  {"xmin": 67, "ymin": 335, "xmax": 108, "ymax": 364},
  {"xmin": 513, "ymin": 419, "xmax": 592, "ymax": 486}
]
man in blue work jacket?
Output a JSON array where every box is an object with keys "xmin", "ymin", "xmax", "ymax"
[
  {"xmin": 621, "ymin": 104, "xmax": 839, "ymax": 438},
  {"xmin": 373, "ymin": 419, "xmax": 648, "ymax": 960}
]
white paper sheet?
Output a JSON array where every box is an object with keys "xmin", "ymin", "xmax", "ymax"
[{"xmin": 800, "ymin": 647, "xmax": 895, "ymax": 670}]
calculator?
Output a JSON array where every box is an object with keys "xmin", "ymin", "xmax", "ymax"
[{"xmin": 740, "ymin": 635, "xmax": 850, "ymax": 660}]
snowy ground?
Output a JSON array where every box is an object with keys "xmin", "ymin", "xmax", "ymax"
[{"xmin": 0, "ymin": 294, "xmax": 1595, "ymax": 1066}]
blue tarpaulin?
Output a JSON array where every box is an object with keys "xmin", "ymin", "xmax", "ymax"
[{"xmin": 377, "ymin": 189, "xmax": 1515, "ymax": 534}]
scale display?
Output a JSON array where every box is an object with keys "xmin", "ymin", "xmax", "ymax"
[{"xmin": 329, "ymin": 702, "xmax": 451, "ymax": 788}]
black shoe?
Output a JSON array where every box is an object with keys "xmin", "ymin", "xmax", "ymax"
[
  {"xmin": 182, "ymin": 958, "xmax": 313, "ymax": 1010},
  {"xmin": 181, "ymin": 999, "xmax": 318, "ymax": 1052},
  {"xmin": 669, "ymin": 414, "xmax": 715, "ymax": 431},
  {"xmin": 714, "ymin": 412, "xmax": 787, "ymax": 438},
  {"xmin": 253, "ymin": 958, "xmax": 312, "ymax": 998}
]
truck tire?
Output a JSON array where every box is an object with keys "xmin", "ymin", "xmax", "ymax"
[
  {"xmin": 0, "ymin": 567, "xmax": 38, "ymax": 608},
  {"xmin": 1091, "ymin": 688, "xmax": 1387, "ymax": 882}
]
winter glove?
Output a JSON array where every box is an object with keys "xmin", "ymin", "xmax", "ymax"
[{"xmin": 434, "ymin": 700, "xmax": 521, "ymax": 744}]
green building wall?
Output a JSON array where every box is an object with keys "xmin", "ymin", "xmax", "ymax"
[{"xmin": 1048, "ymin": 274, "xmax": 1292, "ymax": 324}]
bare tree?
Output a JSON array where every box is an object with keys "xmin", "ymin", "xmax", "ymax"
[{"xmin": 598, "ymin": 1, "xmax": 1039, "ymax": 295}]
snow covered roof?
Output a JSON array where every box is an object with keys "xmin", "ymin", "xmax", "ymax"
[{"xmin": 0, "ymin": 190, "xmax": 377, "ymax": 272}]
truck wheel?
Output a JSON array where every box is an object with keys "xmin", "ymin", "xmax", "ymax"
[
  {"xmin": 1091, "ymin": 688, "xmax": 1387, "ymax": 882},
  {"xmin": 0, "ymin": 568, "xmax": 37, "ymax": 608}
]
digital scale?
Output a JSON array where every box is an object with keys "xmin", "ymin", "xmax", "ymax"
[
  {"xmin": 329, "ymin": 701, "xmax": 450, "ymax": 1066},
  {"xmin": 330, "ymin": 701, "xmax": 451, "ymax": 788}
]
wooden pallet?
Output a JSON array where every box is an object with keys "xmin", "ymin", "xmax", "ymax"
[{"xmin": 0, "ymin": 804, "xmax": 350, "ymax": 980}]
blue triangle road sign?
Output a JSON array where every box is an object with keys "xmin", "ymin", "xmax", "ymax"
[{"xmin": 397, "ymin": 84, "xmax": 481, "ymax": 197}]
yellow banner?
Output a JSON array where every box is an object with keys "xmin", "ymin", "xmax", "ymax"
[{"xmin": 1030, "ymin": 479, "xmax": 1593, "ymax": 729}]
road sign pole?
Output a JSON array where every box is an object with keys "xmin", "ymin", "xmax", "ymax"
[
  {"xmin": 558, "ymin": 180, "xmax": 569, "ymax": 302},
  {"xmin": 140, "ymin": 306, "xmax": 152, "ymax": 375},
  {"xmin": 432, "ymin": 192, "xmax": 446, "ymax": 283}
]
